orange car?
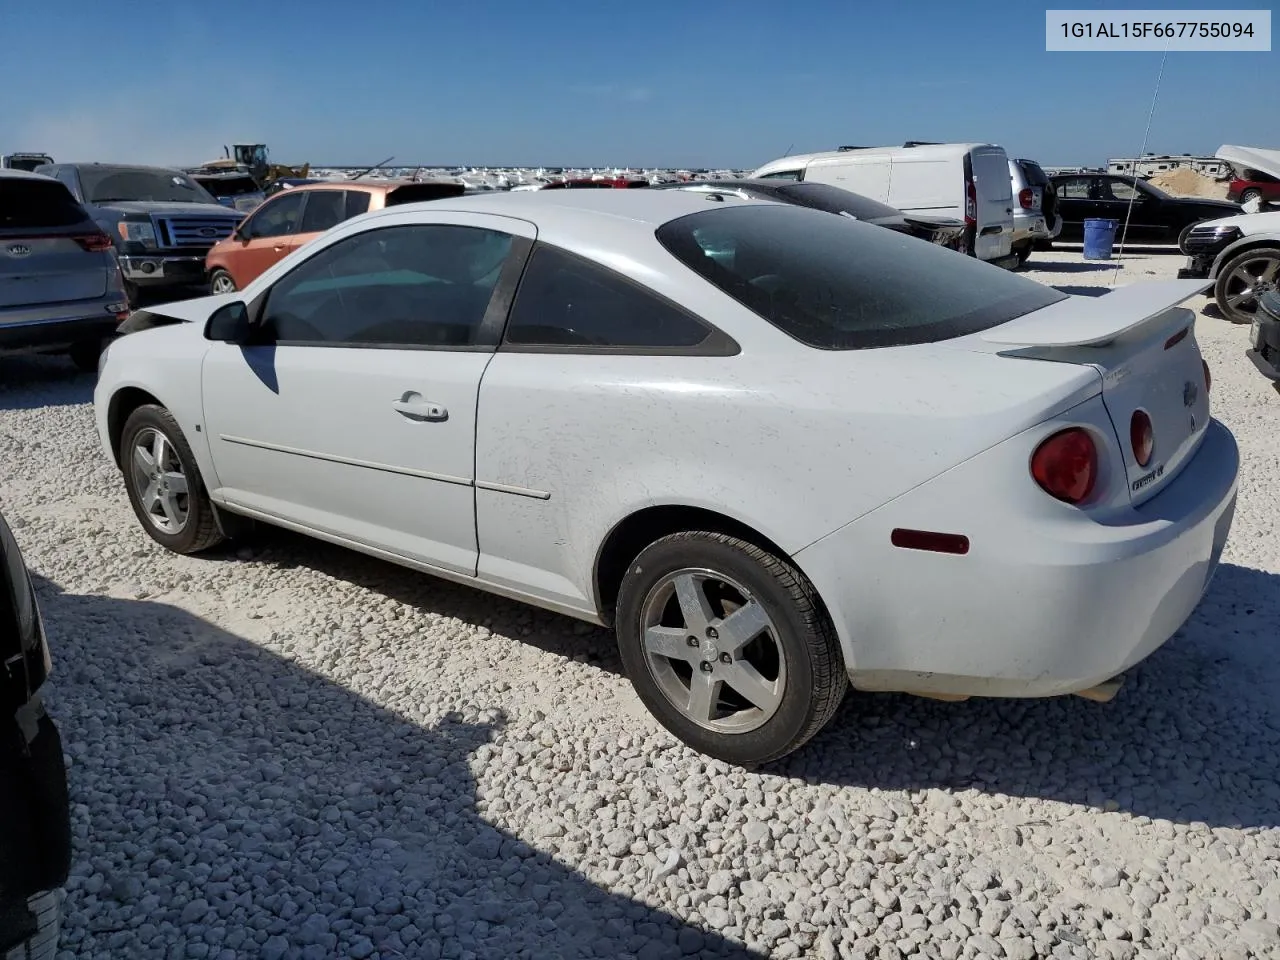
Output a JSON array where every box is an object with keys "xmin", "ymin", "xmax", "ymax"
[{"xmin": 204, "ymin": 179, "xmax": 465, "ymax": 292}]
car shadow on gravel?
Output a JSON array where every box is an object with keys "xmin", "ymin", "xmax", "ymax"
[
  {"xmin": 241, "ymin": 528, "xmax": 629, "ymax": 675},
  {"xmin": 229, "ymin": 532, "xmax": 1280, "ymax": 831},
  {"xmin": 779, "ymin": 562, "xmax": 1280, "ymax": 830},
  {"xmin": 34, "ymin": 574, "xmax": 761, "ymax": 960},
  {"xmin": 0, "ymin": 357, "xmax": 94, "ymax": 411}
]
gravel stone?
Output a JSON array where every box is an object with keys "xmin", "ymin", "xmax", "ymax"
[{"xmin": 4, "ymin": 249, "xmax": 1279, "ymax": 960}]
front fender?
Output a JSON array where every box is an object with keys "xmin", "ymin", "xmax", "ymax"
[
  {"xmin": 93, "ymin": 328, "xmax": 215, "ymax": 488},
  {"xmin": 1210, "ymin": 232, "xmax": 1280, "ymax": 280}
]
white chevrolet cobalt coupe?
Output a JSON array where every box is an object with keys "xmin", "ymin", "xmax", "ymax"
[{"xmin": 94, "ymin": 190, "xmax": 1239, "ymax": 764}]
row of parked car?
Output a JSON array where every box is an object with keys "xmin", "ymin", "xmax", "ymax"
[{"xmin": 1, "ymin": 143, "xmax": 1277, "ymax": 383}]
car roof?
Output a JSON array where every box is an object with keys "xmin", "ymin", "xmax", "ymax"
[
  {"xmin": 403, "ymin": 187, "xmax": 768, "ymax": 227},
  {"xmin": 0, "ymin": 168, "xmax": 59, "ymax": 182},
  {"xmin": 56, "ymin": 162, "xmax": 190, "ymax": 174},
  {"xmin": 283, "ymin": 178, "xmax": 457, "ymax": 195}
]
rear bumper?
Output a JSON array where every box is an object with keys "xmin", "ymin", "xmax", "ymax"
[
  {"xmin": 795, "ymin": 418, "xmax": 1239, "ymax": 698},
  {"xmin": 118, "ymin": 254, "xmax": 208, "ymax": 287},
  {"xmin": 0, "ymin": 295, "xmax": 126, "ymax": 353},
  {"xmin": 1011, "ymin": 212, "xmax": 1051, "ymax": 244}
]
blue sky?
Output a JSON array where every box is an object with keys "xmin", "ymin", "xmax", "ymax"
[{"xmin": 1, "ymin": 1, "xmax": 1273, "ymax": 169}]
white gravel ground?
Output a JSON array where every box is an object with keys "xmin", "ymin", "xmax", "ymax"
[{"xmin": 1, "ymin": 243, "xmax": 1278, "ymax": 960}]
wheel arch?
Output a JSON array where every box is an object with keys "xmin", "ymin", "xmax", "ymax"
[
  {"xmin": 593, "ymin": 503, "xmax": 806, "ymax": 627},
  {"xmin": 106, "ymin": 386, "xmax": 165, "ymax": 467}
]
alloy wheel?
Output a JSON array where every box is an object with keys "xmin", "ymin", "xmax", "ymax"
[
  {"xmin": 1223, "ymin": 254, "xmax": 1280, "ymax": 317},
  {"xmin": 130, "ymin": 428, "xmax": 190, "ymax": 534},
  {"xmin": 639, "ymin": 568, "xmax": 786, "ymax": 734}
]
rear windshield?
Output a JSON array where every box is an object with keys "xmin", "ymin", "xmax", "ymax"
[
  {"xmin": 655, "ymin": 204, "xmax": 1066, "ymax": 350},
  {"xmin": 1017, "ymin": 159, "xmax": 1050, "ymax": 187},
  {"xmin": 195, "ymin": 175, "xmax": 261, "ymax": 197},
  {"xmin": 80, "ymin": 167, "xmax": 218, "ymax": 205},
  {"xmin": 0, "ymin": 177, "xmax": 89, "ymax": 230}
]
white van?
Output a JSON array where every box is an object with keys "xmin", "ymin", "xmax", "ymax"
[{"xmin": 749, "ymin": 143, "xmax": 1017, "ymax": 267}]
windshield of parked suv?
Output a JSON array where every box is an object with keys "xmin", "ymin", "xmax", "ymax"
[
  {"xmin": 81, "ymin": 167, "xmax": 219, "ymax": 205},
  {"xmin": 656, "ymin": 204, "xmax": 1067, "ymax": 350}
]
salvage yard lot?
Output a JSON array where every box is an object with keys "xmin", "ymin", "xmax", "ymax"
[{"xmin": 2, "ymin": 246, "xmax": 1278, "ymax": 959}]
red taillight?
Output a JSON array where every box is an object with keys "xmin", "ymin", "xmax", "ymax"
[
  {"xmin": 1130, "ymin": 410, "xmax": 1153, "ymax": 467},
  {"xmin": 1202, "ymin": 358, "xmax": 1211, "ymax": 393},
  {"xmin": 964, "ymin": 179, "xmax": 977, "ymax": 224},
  {"xmin": 73, "ymin": 233, "xmax": 114, "ymax": 252},
  {"xmin": 1031, "ymin": 428, "xmax": 1098, "ymax": 504},
  {"xmin": 1018, "ymin": 187, "xmax": 1034, "ymax": 209}
]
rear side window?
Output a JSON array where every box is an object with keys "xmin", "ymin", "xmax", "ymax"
[
  {"xmin": 756, "ymin": 169, "xmax": 803, "ymax": 181},
  {"xmin": 504, "ymin": 244, "xmax": 713, "ymax": 350},
  {"xmin": 1017, "ymin": 160, "xmax": 1050, "ymax": 188},
  {"xmin": 655, "ymin": 204, "xmax": 1065, "ymax": 350},
  {"xmin": 345, "ymin": 191, "xmax": 372, "ymax": 218},
  {"xmin": 299, "ymin": 190, "xmax": 349, "ymax": 233},
  {"xmin": 0, "ymin": 178, "xmax": 89, "ymax": 229}
]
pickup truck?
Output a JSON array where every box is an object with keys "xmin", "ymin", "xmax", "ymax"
[{"xmin": 32, "ymin": 163, "xmax": 244, "ymax": 303}]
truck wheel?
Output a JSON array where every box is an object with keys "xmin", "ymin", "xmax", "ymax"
[
  {"xmin": 1240, "ymin": 188, "xmax": 1262, "ymax": 205},
  {"xmin": 1013, "ymin": 242, "xmax": 1033, "ymax": 267},
  {"xmin": 122, "ymin": 280, "xmax": 140, "ymax": 306},
  {"xmin": 1, "ymin": 889, "xmax": 63, "ymax": 960},
  {"xmin": 67, "ymin": 339, "xmax": 102, "ymax": 373},
  {"xmin": 615, "ymin": 531, "xmax": 847, "ymax": 765}
]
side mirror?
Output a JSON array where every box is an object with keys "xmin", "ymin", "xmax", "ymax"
[{"xmin": 204, "ymin": 301, "xmax": 252, "ymax": 344}]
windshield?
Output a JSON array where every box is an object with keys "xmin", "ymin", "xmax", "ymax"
[
  {"xmin": 655, "ymin": 204, "xmax": 1066, "ymax": 350},
  {"xmin": 81, "ymin": 167, "xmax": 219, "ymax": 204}
]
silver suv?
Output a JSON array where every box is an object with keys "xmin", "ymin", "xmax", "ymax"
[
  {"xmin": 1, "ymin": 170, "xmax": 129, "ymax": 371},
  {"xmin": 1008, "ymin": 158, "xmax": 1061, "ymax": 267}
]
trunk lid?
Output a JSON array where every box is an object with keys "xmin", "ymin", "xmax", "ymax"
[
  {"xmin": 981, "ymin": 279, "xmax": 1212, "ymax": 505},
  {"xmin": 0, "ymin": 228, "xmax": 108, "ymax": 308}
]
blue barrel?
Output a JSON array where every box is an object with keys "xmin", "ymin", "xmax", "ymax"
[{"xmin": 1083, "ymin": 218, "xmax": 1119, "ymax": 260}]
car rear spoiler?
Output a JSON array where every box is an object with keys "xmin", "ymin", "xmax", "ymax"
[{"xmin": 981, "ymin": 279, "xmax": 1211, "ymax": 347}]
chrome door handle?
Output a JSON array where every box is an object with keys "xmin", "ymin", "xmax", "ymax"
[{"xmin": 392, "ymin": 393, "xmax": 448, "ymax": 422}]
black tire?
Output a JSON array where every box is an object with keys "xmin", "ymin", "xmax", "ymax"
[
  {"xmin": 208, "ymin": 268, "xmax": 237, "ymax": 295},
  {"xmin": 1240, "ymin": 188, "xmax": 1262, "ymax": 205},
  {"xmin": 66, "ymin": 339, "xmax": 102, "ymax": 373},
  {"xmin": 1013, "ymin": 242, "xmax": 1032, "ymax": 268},
  {"xmin": 1214, "ymin": 246, "xmax": 1280, "ymax": 324},
  {"xmin": 1, "ymin": 890, "xmax": 62, "ymax": 960},
  {"xmin": 1178, "ymin": 220, "xmax": 1208, "ymax": 256},
  {"xmin": 119, "ymin": 404, "xmax": 224, "ymax": 554},
  {"xmin": 615, "ymin": 531, "xmax": 846, "ymax": 765},
  {"xmin": 122, "ymin": 279, "xmax": 140, "ymax": 306}
]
